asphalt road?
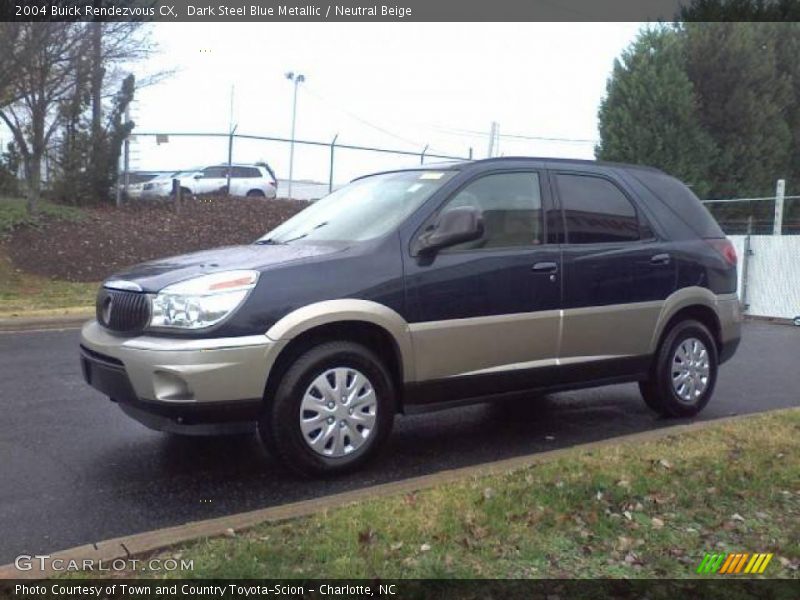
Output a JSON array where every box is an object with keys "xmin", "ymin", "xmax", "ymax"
[{"xmin": 1, "ymin": 321, "xmax": 798, "ymax": 564}]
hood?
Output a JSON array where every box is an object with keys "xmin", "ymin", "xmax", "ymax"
[{"xmin": 106, "ymin": 243, "xmax": 343, "ymax": 292}]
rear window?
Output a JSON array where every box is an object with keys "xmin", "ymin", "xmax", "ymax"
[{"xmin": 631, "ymin": 170, "xmax": 724, "ymax": 238}]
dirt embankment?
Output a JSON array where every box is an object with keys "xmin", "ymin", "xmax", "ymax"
[{"xmin": 8, "ymin": 197, "xmax": 306, "ymax": 282}]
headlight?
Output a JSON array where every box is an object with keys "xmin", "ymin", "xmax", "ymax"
[{"xmin": 149, "ymin": 270, "xmax": 259, "ymax": 330}]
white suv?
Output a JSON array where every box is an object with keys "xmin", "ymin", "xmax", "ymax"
[{"xmin": 182, "ymin": 164, "xmax": 278, "ymax": 198}]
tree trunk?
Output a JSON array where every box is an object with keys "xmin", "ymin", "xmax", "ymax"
[
  {"xmin": 89, "ymin": 22, "xmax": 104, "ymax": 204},
  {"xmin": 90, "ymin": 22, "xmax": 103, "ymax": 139},
  {"xmin": 26, "ymin": 153, "xmax": 41, "ymax": 214}
]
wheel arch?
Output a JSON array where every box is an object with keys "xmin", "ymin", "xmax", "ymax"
[
  {"xmin": 263, "ymin": 300, "xmax": 414, "ymax": 412},
  {"xmin": 650, "ymin": 287, "xmax": 723, "ymax": 356}
]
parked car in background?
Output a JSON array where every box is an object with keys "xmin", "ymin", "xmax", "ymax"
[
  {"xmin": 180, "ymin": 163, "xmax": 278, "ymax": 198},
  {"xmin": 81, "ymin": 157, "xmax": 740, "ymax": 476},
  {"xmin": 141, "ymin": 170, "xmax": 201, "ymax": 199},
  {"xmin": 120, "ymin": 172, "xmax": 163, "ymax": 200}
]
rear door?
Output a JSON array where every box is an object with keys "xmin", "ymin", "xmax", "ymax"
[
  {"xmin": 551, "ymin": 169, "xmax": 676, "ymax": 375},
  {"xmin": 405, "ymin": 169, "xmax": 562, "ymax": 401}
]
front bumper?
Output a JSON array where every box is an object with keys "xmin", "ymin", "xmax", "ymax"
[{"xmin": 80, "ymin": 320, "xmax": 285, "ymax": 431}]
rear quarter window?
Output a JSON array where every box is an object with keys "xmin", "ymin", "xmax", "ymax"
[{"xmin": 631, "ymin": 170, "xmax": 724, "ymax": 239}]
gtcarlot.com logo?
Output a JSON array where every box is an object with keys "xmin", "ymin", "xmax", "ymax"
[
  {"xmin": 14, "ymin": 554, "xmax": 194, "ymax": 573},
  {"xmin": 696, "ymin": 552, "xmax": 774, "ymax": 575}
]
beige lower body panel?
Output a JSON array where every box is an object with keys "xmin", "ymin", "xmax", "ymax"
[
  {"xmin": 407, "ymin": 292, "xmax": 738, "ymax": 382},
  {"xmin": 409, "ymin": 310, "xmax": 560, "ymax": 382},
  {"xmin": 716, "ymin": 293, "xmax": 743, "ymax": 347},
  {"xmin": 560, "ymin": 301, "xmax": 663, "ymax": 360}
]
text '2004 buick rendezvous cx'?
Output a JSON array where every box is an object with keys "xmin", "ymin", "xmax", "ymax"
[{"xmin": 80, "ymin": 157, "xmax": 741, "ymax": 476}]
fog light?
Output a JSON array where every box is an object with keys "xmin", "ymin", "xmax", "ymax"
[{"xmin": 153, "ymin": 371, "xmax": 193, "ymax": 401}]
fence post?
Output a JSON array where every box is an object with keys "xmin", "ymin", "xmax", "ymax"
[
  {"xmin": 420, "ymin": 144, "xmax": 429, "ymax": 165},
  {"xmin": 740, "ymin": 215, "xmax": 753, "ymax": 313},
  {"xmin": 468, "ymin": 147, "xmax": 473, "ymax": 160},
  {"xmin": 773, "ymin": 179, "xmax": 785, "ymax": 235},
  {"xmin": 122, "ymin": 106, "xmax": 130, "ymax": 206},
  {"xmin": 115, "ymin": 155, "xmax": 122, "ymax": 207},
  {"xmin": 173, "ymin": 178, "xmax": 181, "ymax": 214},
  {"xmin": 329, "ymin": 134, "xmax": 338, "ymax": 194},
  {"xmin": 226, "ymin": 125, "xmax": 237, "ymax": 197}
]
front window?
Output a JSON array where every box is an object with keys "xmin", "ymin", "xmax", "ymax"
[{"xmin": 259, "ymin": 170, "xmax": 456, "ymax": 244}]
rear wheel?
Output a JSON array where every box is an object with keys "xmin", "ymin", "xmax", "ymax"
[
  {"xmin": 246, "ymin": 189, "xmax": 266, "ymax": 198},
  {"xmin": 259, "ymin": 341, "xmax": 396, "ymax": 476},
  {"xmin": 639, "ymin": 319, "xmax": 718, "ymax": 417}
]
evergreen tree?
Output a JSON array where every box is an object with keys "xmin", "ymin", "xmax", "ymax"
[
  {"xmin": 679, "ymin": 0, "xmax": 800, "ymax": 21},
  {"xmin": 683, "ymin": 22, "xmax": 793, "ymax": 198},
  {"xmin": 774, "ymin": 23, "xmax": 800, "ymax": 188},
  {"xmin": 596, "ymin": 26, "xmax": 715, "ymax": 196},
  {"xmin": 0, "ymin": 142, "xmax": 21, "ymax": 197}
]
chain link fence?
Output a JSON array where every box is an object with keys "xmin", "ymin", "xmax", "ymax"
[
  {"xmin": 121, "ymin": 131, "xmax": 473, "ymax": 201},
  {"xmin": 701, "ymin": 181, "xmax": 800, "ymax": 235},
  {"xmin": 704, "ymin": 181, "xmax": 800, "ymax": 321}
]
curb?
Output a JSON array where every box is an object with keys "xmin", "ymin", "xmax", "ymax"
[
  {"xmin": 0, "ymin": 314, "xmax": 92, "ymax": 333},
  {"xmin": 2, "ymin": 407, "xmax": 796, "ymax": 580}
]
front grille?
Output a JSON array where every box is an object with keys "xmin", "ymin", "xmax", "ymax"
[{"xmin": 96, "ymin": 288, "xmax": 151, "ymax": 333}]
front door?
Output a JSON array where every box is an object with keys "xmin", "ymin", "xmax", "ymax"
[
  {"xmin": 195, "ymin": 166, "xmax": 228, "ymax": 194},
  {"xmin": 404, "ymin": 170, "xmax": 562, "ymax": 402}
]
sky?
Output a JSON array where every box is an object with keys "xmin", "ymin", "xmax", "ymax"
[{"xmin": 4, "ymin": 22, "xmax": 644, "ymax": 186}]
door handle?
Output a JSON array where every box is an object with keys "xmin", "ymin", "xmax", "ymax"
[
  {"xmin": 532, "ymin": 262, "xmax": 558, "ymax": 273},
  {"xmin": 650, "ymin": 253, "xmax": 671, "ymax": 265}
]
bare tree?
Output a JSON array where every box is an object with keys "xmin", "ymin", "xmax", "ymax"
[
  {"xmin": 0, "ymin": 23, "xmax": 36, "ymax": 109},
  {"xmin": 1, "ymin": 22, "xmax": 160, "ymax": 211},
  {"xmin": 0, "ymin": 23, "xmax": 83, "ymax": 213}
]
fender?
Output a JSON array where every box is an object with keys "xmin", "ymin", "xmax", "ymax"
[
  {"xmin": 649, "ymin": 286, "xmax": 724, "ymax": 353},
  {"xmin": 265, "ymin": 299, "xmax": 416, "ymax": 382}
]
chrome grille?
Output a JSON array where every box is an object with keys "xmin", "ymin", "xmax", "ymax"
[{"xmin": 96, "ymin": 288, "xmax": 151, "ymax": 333}]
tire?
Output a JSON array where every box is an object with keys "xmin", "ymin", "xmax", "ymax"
[
  {"xmin": 639, "ymin": 319, "xmax": 718, "ymax": 418},
  {"xmin": 246, "ymin": 189, "xmax": 266, "ymax": 198},
  {"xmin": 259, "ymin": 341, "xmax": 396, "ymax": 477}
]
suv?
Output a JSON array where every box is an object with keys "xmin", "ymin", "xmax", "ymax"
[
  {"xmin": 80, "ymin": 158, "xmax": 741, "ymax": 476},
  {"xmin": 178, "ymin": 164, "xmax": 278, "ymax": 198}
]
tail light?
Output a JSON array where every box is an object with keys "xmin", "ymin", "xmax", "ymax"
[{"xmin": 706, "ymin": 238, "xmax": 737, "ymax": 266}]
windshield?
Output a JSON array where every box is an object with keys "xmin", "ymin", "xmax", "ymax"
[{"xmin": 259, "ymin": 170, "xmax": 456, "ymax": 244}]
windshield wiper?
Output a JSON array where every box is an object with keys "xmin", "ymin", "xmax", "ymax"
[
  {"xmin": 255, "ymin": 238, "xmax": 284, "ymax": 245},
  {"xmin": 280, "ymin": 221, "xmax": 329, "ymax": 244}
]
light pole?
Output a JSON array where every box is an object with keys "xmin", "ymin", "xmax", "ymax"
[{"xmin": 285, "ymin": 71, "xmax": 305, "ymax": 200}]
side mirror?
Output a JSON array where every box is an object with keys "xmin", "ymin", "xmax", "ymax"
[
  {"xmin": 194, "ymin": 174, "xmax": 202, "ymax": 180},
  {"xmin": 418, "ymin": 207, "xmax": 484, "ymax": 255}
]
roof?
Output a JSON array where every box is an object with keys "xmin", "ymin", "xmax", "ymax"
[
  {"xmin": 356, "ymin": 156, "xmax": 663, "ymax": 181},
  {"xmin": 207, "ymin": 162, "xmax": 273, "ymax": 167}
]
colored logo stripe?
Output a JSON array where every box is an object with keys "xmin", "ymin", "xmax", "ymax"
[
  {"xmin": 697, "ymin": 553, "xmax": 774, "ymax": 574},
  {"xmin": 696, "ymin": 553, "xmax": 726, "ymax": 574}
]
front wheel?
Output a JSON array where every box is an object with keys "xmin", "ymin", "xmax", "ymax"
[
  {"xmin": 639, "ymin": 319, "xmax": 718, "ymax": 418},
  {"xmin": 259, "ymin": 341, "xmax": 396, "ymax": 477}
]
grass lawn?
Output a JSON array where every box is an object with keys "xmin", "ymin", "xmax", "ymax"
[
  {"xmin": 0, "ymin": 196, "xmax": 85, "ymax": 236},
  {"xmin": 122, "ymin": 409, "xmax": 799, "ymax": 579},
  {"xmin": 0, "ymin": 197, "xmax": 96, "ymax": 316}
]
